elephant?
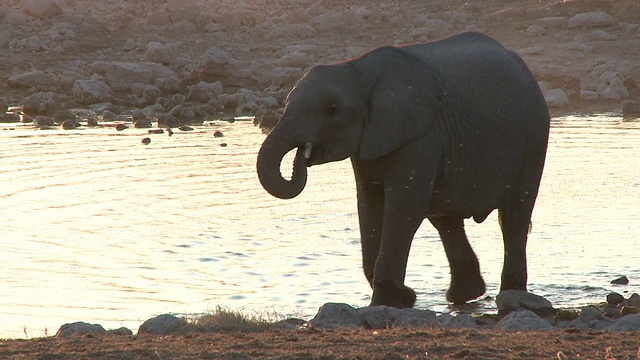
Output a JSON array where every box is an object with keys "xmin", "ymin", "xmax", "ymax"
[{"xmin": 256, "ymin": 32, "xmax": 550, "ymax": 308}]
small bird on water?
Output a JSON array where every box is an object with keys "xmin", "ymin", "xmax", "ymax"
[
  {"xmin": 141, "ymin": 137, "xmax": 151, "ymax": 145},
  {"xmin": 115, "ymin": 123, "xmax": 128, "ymax": 131},
  {"xmin": 166, "ymin": 128, "xmax": 174, "ymax": 136},
  {"xmin": 178, "ymin": 125, "xmax": 193, "ymax": 131}
]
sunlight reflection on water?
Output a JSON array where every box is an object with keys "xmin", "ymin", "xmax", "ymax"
[{"xmin": 1, "ymin": 114, "xmax": 639, "ymax": 338}]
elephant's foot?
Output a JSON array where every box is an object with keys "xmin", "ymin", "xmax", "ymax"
[
  {"xmin": 446, "ymin": 273, "xmax": 486, "ymax": 305},
  {"xmin": 370, "ymin": 280, "xmax": 416, "ymax": 308}
]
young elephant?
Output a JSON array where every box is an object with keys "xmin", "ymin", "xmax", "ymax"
[{"xmin": 256, "ymin": 32, "xmax": 550, "ymax": 308}]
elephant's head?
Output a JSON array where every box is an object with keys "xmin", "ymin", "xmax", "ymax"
[{"xmin": 257, "ymin": 47, "xmax": 443, "ymax": 199}]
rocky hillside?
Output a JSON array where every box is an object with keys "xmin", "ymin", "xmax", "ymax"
[{"xmin": 1, "ymin": 0, "xmax": 639, "ymax": 126}]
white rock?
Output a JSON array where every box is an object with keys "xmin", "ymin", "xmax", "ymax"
[
  {"xmin": 138, "ymin": 314, "xmax": 184, "ymax": 335},
  {"xmin": 590, "ymin": 29, "xmax": 617, "ymax": 41},
  {"xmin": 496, "ymin": 290, "xmax": 555, "ymax": 315},
  {"xmin": 495, "ymin": 309, "xmax": 553, "ymax": 332},
  {"xmin": 537, "ymin": 81, "xmax": 554, "ymax": 95},
  {"xmin": 608, "ymin": 76, "xmax": 629, "ymax": 98},
  {"xmin": 605, "ymin": 314, "xmax": 640, "ymax": 332},
  {"xmin": 144, "ymin": 42, "xmax": 176, "ymax": 64},
  {"xmin": 56, "ymin": 322, "xmax": 106, "ymax": 338},
  {"xmin": 309, "ymin": 303, "xmax": 362, "ymax": 329},
  {"xmin": 21, "ymin": 0, "xmax": 62, "ymax": 19},
  {"xmin": 545, "ymin": 89, "xmax": 569, "ymax": 107},
  {"xmin": 276, "ymin": 52, "xmax": 311, "ymax": 69},
  {"xmin": 72, "ymin": 79, "xmax": 113, "ymax": 104},
  {"xmin": 568, "ymin": 11, "xmax": 615, "ymax": 28},
  {"xmin": 194, "ymin": 47, "xmax": 243, "ymax": 84},
  {"xmin": 537, "ymin": 17, "xmax": 566, "ymax": 29},
  {"xmin": 599, "ymin": 87, "xmax": 621, "ymax": 100},
  {"xmin": 7, "ymin": 70, "xmax": 56, "ymax": 88},
  {"xmin": 526, "ymin": 24, "xmax": 545, "ymax": 36},
  {"xmin": 580, "ymin": 90, "xmax": 598, "ymax": 100},
  {"xmin": 91, "ymin": 61, "xmax": 175, "ymax": 92}
]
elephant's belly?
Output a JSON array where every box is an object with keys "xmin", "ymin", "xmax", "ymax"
[{"xmin": 426, "ymin": 182, "xmax": 506, "ymax": 221}]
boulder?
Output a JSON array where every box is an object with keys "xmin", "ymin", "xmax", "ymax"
[
  {"xmin": 7, "ymin": 70, "xmax": 56, "ymax": 88},
  {"xmin": 56, "ymin": 322, "xmax": 106, "ymax": 338},
  {"xmin": 567, "ymin": 12, "xmax": 615, "ymax": 28},
  {"xmin": 21, "ymin": 0, "xmax": 62, "ymax": 19},
  {"xmin": 605, "ymin": 314, "xmax": 640, "ymax": 332},
  {"xmin": 357, "ymin": 306, "xmax": 438, "ymax": 329},
  {"xmin": 138, "ymin": 314, "xmax": 185, "ymax": 335},
  {"xmin": 622, "ymin": 100, "xmax": 640, "ymax": 117},
  {"xmin": 22, "ymin": 92, "xmax": 61, "ymax": 115},
  {"xmin": 308, "ymin": 303, "xmax": 363, "ymax": 329},
  {"xmin": 90, "ymin": 61, "xmax": 176, "ymax": 92},
  {"xmin": 276, "ymin": 52, "xmax": 312, "ymax": 69},
  {"xmin": 194, "ymin": 47, "xmax": 244, "ymax": 85},
  {"xmin": 544, "ymin": 88, "xmax": 569, "ymax": 107},
  {"xmin": 496, "ymin": 290, "xmax": 555, "ymax": 316},
  {"xmin": 72, "ymin": 79, "xmax": 113, "ymax": 105},
  {"xmin": 495, "ymin": 309, "xmax": 553, "ymax": 332},
  {"xmin": 144, "ymin": 42, "xmax": 176, "ymax": 64}
]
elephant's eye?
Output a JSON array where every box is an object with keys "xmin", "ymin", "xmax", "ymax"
[{"xmin": 325, "ymin": 103, "xmax": 339, "ymax": 117}]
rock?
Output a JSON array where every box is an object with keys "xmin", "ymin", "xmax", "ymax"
[
  {"xmin": 496, "ymin": 290, "xmax": 555, "ymax": 316},
  {"xmin": 605, "ymin": 314, "xmax": 640, "ymax": 332},
  {"xmin": 134, "ymin": 118, "xmax": 152, "ymax": 128},
  {"xmin": 155, "ymin": 76, "xmax": 183, "ymax": 94},
  {"xmin": 526, "ymin": 24, "xmax": 545, "ymax": 36},
  {"xmin": 138, "ymin": 314, "xmax": 185, "ymax": 335},
  {"xmin": 186, "ymin": 81, "xmax": 224, "ymax": 103},
  {"xmin": 607, "ymin": 292, "xmax": 626, "ymax": 305},
  {"xmin": 599, "ymin": 87, "xmax": 621, "ymax": 100},
  {"xmin": 393, "ymin": 308, "xmax": 439, "ymax": 328},
  {"xmin": 309, "ymin": 303, "xmax": 363, "ymax": 329},
  {"xmin": 276, "ymin": 52, "xmax": 311, "ymax": 69},
  {"xmin": 621, "ymin": 306, "xmax": 640, "ymax": 316},
  {"xmin": 157, "ymin": 113, "xmax": 180, "ymax": 127},
  {"xmin": 622, "ymin": 100, "xmax": 640, "ymax": 117},
  {"xmin": 106, "ymin": 327, "xmax": 133, "ymax": 336},
  {"xmin": 20, "ymin": 0, "xmax": 62, "ymax": 19},
  {"xmin": 56, "ymin": 322, "xmax": 106, "ymax": 338},
  {"xmin": 536, "ymin": 17, "xmax": 566, "ymax": 29},
  {"xmin": 572, "ymin": 306, "xmax": 602, "ymax": 325},
  {"xmin": 495, "ymin": 309, "xmax": 553, "ymax": 332},
  {"xmin": 437, "ymin": 313, "xmax": 478, "ymax": 329},
  {"xmin": 61, "ymin": 120, "xmax": 80, "ymax": 130},
  {"xmin": 213, "ymin": 130, "xmax": 224, "ymax": 138},
  {"xmin": 545, "ymin": 89, "xmax": 569, "ymax": 107},
  {"xmin": 626, "ymin": 293, "xmax": 640, "ymax": 307},
  {"xmin": 141, "ymin": 137, "xmax": 151, "ymax": 145},
  {"xmin": 580, "ymin": 90, "xmax": 598, "ymax": 100},
  {"xmin": 358, "ymin": 306, "xmax": 397, "ymax": 329},
  {"xmin": 90, "ymin": 61, "xmax": 175, "ymax": 92},
  {"xmin": 33, "ymin": 115, "xmax": 55, "ymax": 127},
  {"xmin": 194, "ymin": 47, "xmax": 244, "ymax": 85},
  {"xmin": 144, "ymin": 42, "xmax": 176, "ymax": 64},
  {"xmin": 611, "ymin": 275, "xmax": 630, "ymax": 285},
  {"xmin": 22, "ymin": 92, "xmax": 61, "ymax": 116},
  {"xmin": 72, "ymin": 79, "xmax": 113, "ymax": 105},
  {"xmin": 7, "ymin": 70, "xmax": 56, "ymax": 88},
  {"xmin": 568, "ymin": 12, "xmax": 615, "ymax": 29}
]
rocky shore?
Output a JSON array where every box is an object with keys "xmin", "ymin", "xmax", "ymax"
[{"xmin": 1, "ymin": 0, "xmax": 640, "ymax": 129}]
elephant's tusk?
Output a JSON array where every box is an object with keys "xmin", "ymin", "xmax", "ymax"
[{"xmin": 304, "ymin": 142, "xmax": 312, "ymax": 160}]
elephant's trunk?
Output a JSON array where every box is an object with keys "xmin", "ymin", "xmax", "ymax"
[{"xmin": 256, "ymin": 133, "xmax": 310, "ymax": 199}]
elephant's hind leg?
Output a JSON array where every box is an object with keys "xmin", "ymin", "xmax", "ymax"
[
  {"xmin": 428, "ymin": 216, "xmax": 486, "ymax": 304},
  {"xmin": 498, "ymin": 206, "xmax": 530, "ymax": 291}
]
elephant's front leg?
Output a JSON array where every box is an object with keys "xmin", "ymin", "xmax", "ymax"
[{"xmin": 356, "ymin": 180, "xmax": 384, "ymax": 288}]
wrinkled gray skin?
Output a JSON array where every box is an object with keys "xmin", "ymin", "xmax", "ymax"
[{"xmin": 256, "ymin": 32, "xmax": 550, "ymax": 308}]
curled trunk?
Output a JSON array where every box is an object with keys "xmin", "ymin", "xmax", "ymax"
[{"xmin": 256, "ymin": 134, "xmax": 308, "ymax": 199}]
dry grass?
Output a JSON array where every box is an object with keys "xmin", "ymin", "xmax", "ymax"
[{"xmin": 182, "ymin": 306, "xmax": 275, "ymax": 333}]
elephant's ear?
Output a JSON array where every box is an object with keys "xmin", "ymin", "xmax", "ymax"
[{"xmin": 359, "ymin": 50, "xmax": 443, "ymax": 160}]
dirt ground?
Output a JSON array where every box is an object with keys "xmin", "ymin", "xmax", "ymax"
[
  {"xmin": 2, "ymin": 0, "xmax": 640, "ymax": 358},
  {"xmin": 1, "ymin": 326, "xmax": 640, "ymax": 359}
]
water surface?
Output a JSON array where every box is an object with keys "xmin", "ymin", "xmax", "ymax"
[{"xmin": 1, "ymin": 114, "xmax": 639, "ymax": 338}]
